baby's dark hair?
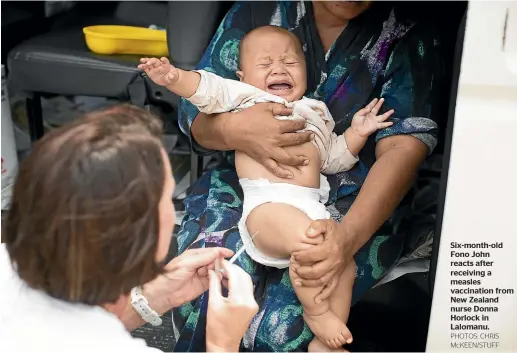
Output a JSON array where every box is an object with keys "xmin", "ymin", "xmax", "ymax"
[{"xmin": 238, "ymin": 25, "xmax": 304, "ymax": 68}]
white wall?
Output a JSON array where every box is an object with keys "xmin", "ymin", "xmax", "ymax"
[{"xmin": 426, "ymin": 1, "xmax": 517, "ymax": 351}]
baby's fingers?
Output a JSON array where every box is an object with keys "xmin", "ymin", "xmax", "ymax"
[
  {"xmin": 138, "ymin": 58, "xmax": 151, "ymax": 71},
  {"xmin": 165, "ymin": 72, "xmax": 177, "ymax": 84},
  {"xmin": 370, "ymin": 98, "xmax": 385, "ymax": 115},
  {"xmin": 354, "ymin": 107, "xmax": 369, "ymax": 117},
  {"xmin": 378, "ymin": 121, "xmax": 394, "ymax": 129},
  {"xmin": 146, "ymin": 57, "xmax": 161, "ymax": 68},
  {"xmin": 377, "ymin": 109, "xmax": 394, "ymax": 122},
  {"xmin": 365, "ymin": 98, "xmax": 378, "ymax": 111},
  {"xmin": 357, "ymin": 99, "xmax": 377, "ymax": 116}
]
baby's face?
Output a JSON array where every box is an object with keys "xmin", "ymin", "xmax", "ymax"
[{"xmin": 238, "ymin": 31, "xmax": 307, "ymax": 102}]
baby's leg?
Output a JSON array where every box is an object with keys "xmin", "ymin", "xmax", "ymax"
[
  {"xmin": 308, "ymin": 261, "xmax": 356, "ymax": 352},
  {"xmin": 246, "ymin": 203, "xmax": 351, "ymax": 348}
]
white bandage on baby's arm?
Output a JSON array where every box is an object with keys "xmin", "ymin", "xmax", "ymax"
[
  {"xmin": 321, "ymin": 133, "xmax": 359, "ymax": 174},
  {"xmin": 187, "ymin": 70, "xmax": 262, "ymax": 114}
]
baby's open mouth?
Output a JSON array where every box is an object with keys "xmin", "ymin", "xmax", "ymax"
[{"xmin": 268, "ymin": 82, "xmax": 293, "ymax": 91}]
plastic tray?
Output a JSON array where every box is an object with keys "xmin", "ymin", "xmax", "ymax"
[{"xmin": 83, "ymin": 25, "xmax": 168, "ymax": 56}]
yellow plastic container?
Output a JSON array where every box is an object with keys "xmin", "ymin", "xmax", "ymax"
[{"xmin": 83, "ymin": 25, "xmax": 168, "ymax": 56}]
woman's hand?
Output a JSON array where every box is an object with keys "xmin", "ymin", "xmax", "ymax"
[
  {"xmin": 143, "ymin": 247, "xmax": 234, "ymax": 313},
  {"xmin": 291, "ymin": 219, "xmax": 355, "ymax": 303},
  {"xmin": 206, "ymin": 260, "xmax": 259, "ymax": 352},
  {"xmin": 229, "ymin": 102, "xmax": 313, "ymax": 178}
]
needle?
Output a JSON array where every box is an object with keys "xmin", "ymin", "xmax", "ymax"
[{"xmin": 216, "ymin": 231, "xmax": 258, "ymax": 273}]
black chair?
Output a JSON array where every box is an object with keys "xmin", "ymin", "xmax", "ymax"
[{"xmin": 165, "ymin": 1, "xmax": 232, "ymax": 183}]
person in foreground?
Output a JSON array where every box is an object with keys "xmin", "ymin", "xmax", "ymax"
[
  {"xmin": 140, "ymin": 24, "xmax": 394, "ymax": 350},
  {"xmin": 158, "ymin": 1, "xmax": 441, "ymax": 352},
  {"xmin": 0, "ymin": 104, "xmax": 258, "ymax": 353}
]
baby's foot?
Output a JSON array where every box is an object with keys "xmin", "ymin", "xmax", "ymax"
[
  {"xmin": 304, "ymin": 311, "xmax": 353, "ymax": 349},
  {"xmin": 308, "ymin": 338, "xmax": 348, "ymax": 352},
  {"xmin": 138, "ymin": 57, "xmax": 178, "ymax": 86}
]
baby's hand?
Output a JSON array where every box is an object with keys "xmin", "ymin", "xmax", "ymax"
[
  {"xmin": 138, "ymin": 57, "xmax": 179, "ymax": 86},
  {"xmin": 351, "ymin": 98, "xmax": 394, "ymax": 138}
]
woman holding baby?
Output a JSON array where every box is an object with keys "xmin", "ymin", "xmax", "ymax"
[{"xmin": 169, "ymin": 1, "xmax": 442, "ymax": 352}]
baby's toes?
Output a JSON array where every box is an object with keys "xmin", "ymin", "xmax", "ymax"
[
  {"xmin": 341, "ymin": 325, "xmax": 352, "ymax": 342},
  {"xmin": 326, "ymin": 339, "xmax": 340, "ymax": 349}
]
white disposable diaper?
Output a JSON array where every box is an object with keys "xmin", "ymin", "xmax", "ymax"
[{"xmin": 238, "ymin": 176, "xmax": 331, "ymax": 269}]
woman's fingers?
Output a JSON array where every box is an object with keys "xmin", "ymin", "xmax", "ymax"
[
  {"xmin": 206, "ymin": 263, "xmax": 258, "ymax": 352},
  {"xmin": 208, "ymin": 270, "xmax": 223, "ymax": 305},
  {"xmin": 268, "ymin": 103, "xmax": 293, "ymax": 117},
  {"xmin": 314, "ymin": 276, "xmax": 338, "ymax": 303},
  {"xmin": 305, "ymin": 220, "xmax": 330, "ymax": 238},
  {"xmin": 160, "ymin": 57, "xmax": 170, "ymax": 65},
  {"xmin": 172, "ymin": 248, "xmax": 234, "ymax": 272},
  {"xmin": 197, "ymin": 266, "xmax": 208, "ymax": 277},
  {"xmin": 295, "ymin": 258, "xmax": 332, "ymax": 279},
  {"xmin": 272, "ymin": 148, "xmax": 308, "ymax": 167},
  {"xmin": 221, "ymin": 260, "xmax": 255, "ymax": 302},
  {"xmin": 295, "ymin": 267, "xmax": 336, "ymax": 291},
  {"xmin": 277, "ymin": 118, "xmax": 306, "ymax": 134},
  {"xmin": 292, "ymin": 245, "xmax": 327, "ymax": 265},
  {"xmin": 262, "ymin": 158, "xmax": 293, "ymax": 179},
  {"xmin": 217, "ymin": 248, "xmax": 235, "ymax": 258},
  {"xmin": 278, "ymin": 131, "xmax": 313, "ymax": 148}
]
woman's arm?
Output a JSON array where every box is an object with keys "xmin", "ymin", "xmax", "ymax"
[
  {"xmin": 190, "ymin": 112, "xmax": 234, "ymax": 151},
  {"xmin": 117, "ymin": 247, "xmax": 233, "ymax": 331},
  {"xmin": 117, "ymin": 251, "xmax": 258, "ymax": 353},
  {"xmin": 118, "ymin": 287, "xmax": 168, "ymax": 332},
  {"xmin": 343, "ymin": 22, "xmax": 443, "ymax": 250},
  {"xmin": 291, "ymin": 22, "xmax": 443, "ymax": 290},
  {"xmin": 341, "ymin": 134, "xmax": 428, "ymax": 254}
]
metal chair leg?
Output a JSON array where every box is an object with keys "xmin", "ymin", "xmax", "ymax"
[{"xmin": 26, "ymin": 93, "xmax": 44, "ymax": 142}]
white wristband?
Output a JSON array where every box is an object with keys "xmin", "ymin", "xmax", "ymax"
[{"xmin": 130, "ymin": 286, "xmax": 162, "ymax": 326}]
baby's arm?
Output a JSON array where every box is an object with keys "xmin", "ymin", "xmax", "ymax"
[
  {"xmin": 139, "ymin": 57, "xmax": 200, "ymax": 99},
  {"xmin": 322, "ymin": 98, "xmax": 393, "ymax": 174},
  {"xmin": 139, "ymin": 57, "xmax": 262, "ymax": 114},
  {"xmin": 344, "ymin": 98, "xmax": 394, "ymax": 156}
]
